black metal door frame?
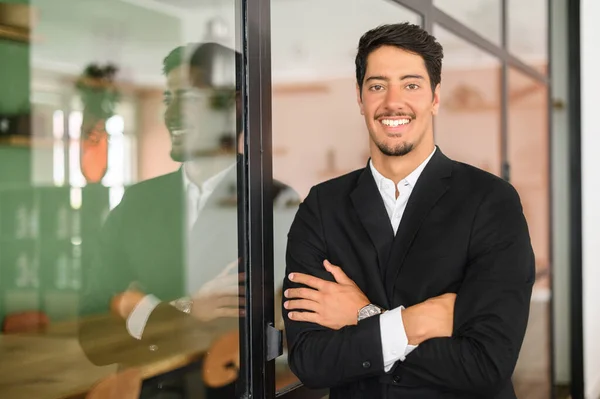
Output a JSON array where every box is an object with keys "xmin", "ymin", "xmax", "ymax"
[
  {"xmin": 239, "ymin": 0, "xmax": 561, "ymax": 398},
  {"xmin": 567, "ymin": 0, "xmax": 584, "ymax": 397}
]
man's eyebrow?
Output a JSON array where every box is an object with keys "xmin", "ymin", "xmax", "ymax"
[
  {"xmin": 365, "ymin": 74, "xmax": 425, "ymax": 82},
  {"xmin": 400, "ymin": 74, "xmax": 425, "ymax": 80},
  {"xmin": 365, "ymin": 75, "xmax": 389, "ymax": 82}
]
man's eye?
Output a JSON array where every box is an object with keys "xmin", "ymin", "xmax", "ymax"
[
  {"xmin": 370, "ymin": 85, "xmax": 384, "ymax": 91},
  {"xmin": 406, "ymin": 84, "xmax": 419, "ymax": 90},
  {"xmin": 182, "ymin": 91, "xmax": 206, "ymax": 104}
]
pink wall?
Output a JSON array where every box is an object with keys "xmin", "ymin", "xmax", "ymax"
[{"xmin": 136, "ymin": 66, "xmax": 549, "ymax": 282}]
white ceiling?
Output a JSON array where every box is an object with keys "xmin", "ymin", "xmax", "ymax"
[{"xmin": 30, "ymin": 0, "xmax": 547, "ymax": 87}]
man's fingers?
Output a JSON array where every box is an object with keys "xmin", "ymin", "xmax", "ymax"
[
  {"xmin": 288, "ymin": 273, "xmax": 327, "ymax": 290},
  {"xmin": 428, "ymin": 293, "xmax": 457, "ymax": 302},
  {"xmin": 195, "ymin": 284, "xmax": 242, "ymax": 299},
  {"xmin": 215, "ymin": 295, "xmax": 244, "ymax": 308},
  {"xmin": 436, "ymin": 293, "xmax": 457, "ymax": 306},
  {"xmin": 287, "ymin": 311, "xmax": 319, "ymax": 324},
  {"xmin": 216, "ymin": 272, "xmax": 245, "ymax": 286},
  {"xmin": 284, "ymin": 299, "xmax": 319, "ymax": 312},
  {"xmin": 284, "ymin": 287, "xmax": 320, "ymax": 302},
  {"xmin": 323, "ymin": 260, "xmax": 352, "ymax": 285},
  {"xmin": 201, "ymin": 273, "xmax": 244, "ymax": 293},
  {"xmin": 217, "ymin": 259, "xmax": 240, "ymax": 278},
  {"xmin": 214, "ymin": 307, "xmax": 241, "ymax": 318}
]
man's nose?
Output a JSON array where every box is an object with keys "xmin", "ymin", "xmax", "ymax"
[
  {"xmin": 164, "ymin": 98, "xmax": 183, "ymax": 127},
  {"xmin": 383, "ymin": 85, "xmax": 407, "ymax": 109}
]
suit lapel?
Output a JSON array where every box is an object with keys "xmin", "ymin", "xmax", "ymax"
[
  {"xmin": 160, "ymin": 168, "xmax": 185, "ymax": 237},
  {"xmin": 191, "ymin": 164, "xmax": 238, "ymax": 231},
  {"xmin": 350, "ymin": 167, "xmax": 393, "ymax": 307},
  {"xmin": 154, "ymin": 169, "xmax": 185, "ymax": 297},
  {"xmin": 383, "ymin": 150, "xmax": 453, "ymax": 295}
]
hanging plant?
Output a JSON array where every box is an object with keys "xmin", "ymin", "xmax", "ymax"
[{"xmin": 75, "ymin": 63, "xmax": 120, "ymax": 183}]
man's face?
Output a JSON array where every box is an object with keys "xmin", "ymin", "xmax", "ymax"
[
  {"xmin": 356, "ymin": 45, "xmax": 440, "ymax": 158},
  {"xmin": 163, "ymin": 65, "xmax": 228, "ymax": 162}
]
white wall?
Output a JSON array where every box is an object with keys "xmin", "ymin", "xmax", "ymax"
[
  {"xmin": 31, "ymin": 0, "xmax": 183, "ymax": 87},
  {"xmin": 581, "ymin": 0, "xmax": 600, "ymax": 397}
]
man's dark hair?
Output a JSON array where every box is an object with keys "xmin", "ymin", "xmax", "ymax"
[
  {"xmin": 162, "ymin": 42, "xmax": 242, "ymax": 90},
  {"xmin": 162, "ymin": 42, "xmax": 244, "ymax": 138},
  {"xmin": 355, "ymin": 23, "xmax": 444, "ymax": 94}
]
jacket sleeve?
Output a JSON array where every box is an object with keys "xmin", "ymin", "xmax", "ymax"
[
  {"xmin": 77, "ymin": 193, "xmax": 214, "ymax": 367},
  {"xmin": 397, "ymin": 181, "xmax": 535, "ymax": 396},
  {"xmin": 283, "ymin": 186, "xmax": 386, "ymax": 389},
  {"xmin": 76, "ymin": 190, "xmax": 161, "ymax": 366}
]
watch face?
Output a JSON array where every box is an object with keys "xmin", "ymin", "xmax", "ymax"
[
  {"xmin": 174, "ymin": 298, "xmax": 193, "ymax": 314},
  {"xmin": 358, "ymin": 304, "xmax": 382, "ymax": 321}
]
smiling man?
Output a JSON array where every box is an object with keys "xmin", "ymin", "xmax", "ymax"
[
  {"xmin": 282, "ymin": 23, "xmax": 535, "ymax": 399},
  {"xmin": 79, "ymin": 42, "xmax": 297, "ymax": 399}
]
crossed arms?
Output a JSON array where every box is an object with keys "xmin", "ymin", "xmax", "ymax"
[{"xmin": 282, "ymin": 183, "xmax": 535, "ymax": 396}]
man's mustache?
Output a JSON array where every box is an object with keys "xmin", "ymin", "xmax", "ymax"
[{"xmin": 374, "ymin": 112, "xmax": 416, "ymax": 120}]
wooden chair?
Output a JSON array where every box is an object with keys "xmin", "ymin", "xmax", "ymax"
[
  {"xmin": 202, "ymin": 330, "xmax": 240, "ymax": 388},
  {"xmin": 1, "ymin": 311, "xmax": 50, "ymax": 334},
  {"xmin": 85, "ymin": 368, "xmax": 142, "ymax": 399}
]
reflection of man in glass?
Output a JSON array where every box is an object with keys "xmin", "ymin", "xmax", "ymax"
[{"xmin": 79, "ymin": 42, "xmax": 296, "ymax": 398}]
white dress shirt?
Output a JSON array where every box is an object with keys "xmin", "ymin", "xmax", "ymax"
[
  {"xmin": 126, "ymin": 163, "xmax": 234, "ymax": 339},
  {"xmin": 369, "ymin": 147, "xmax": 437, "ymax": 372}
]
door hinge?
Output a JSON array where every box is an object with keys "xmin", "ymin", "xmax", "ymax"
[{"xmin": 266, "ymin": 323, "xmax": 283, "ymax": 361}]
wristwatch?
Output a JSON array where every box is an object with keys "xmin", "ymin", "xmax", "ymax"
[
  {"xmin": 172, "ymin": 296, "xmax": 193, "ymax": 314},
  {"xmin": 357, "ymin": 304, "xmax": 385, "ymax": 322}
]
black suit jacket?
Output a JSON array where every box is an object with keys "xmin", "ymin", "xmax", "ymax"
[
  {"xmin": 78, "ymin": 165, "xmax": 240, "ymax": 366},
  {"xmin": 283, "ymin": 149, "xmax": 535, "ymax": 399},
  {"xmin": 79, "ymin": 159, "xmax": 297, "ymax": 367}
]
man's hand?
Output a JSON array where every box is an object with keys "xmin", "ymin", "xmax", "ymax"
[
  {"xmin": 111, "ymin": 289, "xmax": 146, "ymax": 319},
  {"xmin": 284, "ymin": 260, "xmax": 370, "ymax": 330},
  {"xmin": 402, "ymin": 293, "xmax": 456, "ymax": 345},
  {"xmin": 191, "ymin": 260, "xmax": 245, "ymax": 322},
  {"xmin": 110, "ymin": 261, "xmax": 244, "ymax": 322}
]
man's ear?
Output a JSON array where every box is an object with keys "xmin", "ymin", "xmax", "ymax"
[
  {"xmin": 432, "ymin": 83, "xmax": 441, "ymax": 116},
  {"xmin": 356, "ymin": 83, "xmax": 365, "ymax": 115}
]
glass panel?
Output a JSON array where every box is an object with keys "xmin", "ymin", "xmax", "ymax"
[
  {"xmin": 433, "ymin": 25, "xmax": 502, "ymax": 176},
  {"xmin": 434, "ymin": 0, "xmax": 501, "ymax": 45},
  {"xmin": 508, "ymin": 68, "xmax": 552, "ymax": 399},
  {"xmin": 507, "ymin": 0, "xmax": 548, "ymax": 74},
  {"xmin": 270, "ymin": 0, "xmax": 421, "ymax": 394},
  {"xmin": 1, "ymin": 0, "xmax": 247, "ymax": 398}
]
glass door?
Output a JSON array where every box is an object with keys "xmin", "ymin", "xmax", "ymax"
[
  {"xmin": 263, "ymin": 0, "xmax": 553, "ymax": 398},
  {"xmin": 1, "ymin": 0, "xmax": 251, "ymax": 398}
]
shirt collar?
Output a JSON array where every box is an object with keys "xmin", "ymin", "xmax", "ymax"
[
  {"xmin": 369, "ymin": 146, "xmax": 437, "ymax": 190},
  {"xmin": 182, "ymin": 162, "xmax": 236, "ymax": 196}
]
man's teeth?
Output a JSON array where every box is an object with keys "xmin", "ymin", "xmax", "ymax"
[
  {"xmin": 172, "ymin": 129, "xmax": 187, "ymax": 137},
  {"xmin": 381, "ymin": 119, "xmax": 410, "ymax": 127}
]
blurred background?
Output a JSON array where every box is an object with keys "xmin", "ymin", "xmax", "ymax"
[{"xmin": 0, "ymin": 0, "xmax": 597, "ymax": 398}]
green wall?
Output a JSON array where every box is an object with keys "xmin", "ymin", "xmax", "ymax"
[{"xmin": 0, "ymin": 0, "xmax": 30, "ymax": 114}]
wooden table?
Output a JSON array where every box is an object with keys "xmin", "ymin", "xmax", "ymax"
[
  {"xmin": 0, "ymin": 314, "xmax": 230, "ymax": 399},
  {"xmin": 0, "ymin": 334, "xmax": 118, "ymax": 399}
]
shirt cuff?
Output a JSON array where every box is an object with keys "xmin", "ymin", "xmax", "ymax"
[
  {"xmin": 380, "ymin": 306, "xmax": 418, "ymax": 372},
  {"xmin": 126, "ymin": 294, "xmax": 161, "ymax": 340}
]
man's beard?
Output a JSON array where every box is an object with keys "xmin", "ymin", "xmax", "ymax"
[
  {"xmin": 170, "ymin": 148, "xmax": 186, "ymax": 163},
  {"xmin": 168, "ymin": 116, "xmax": 243, "ymax": 163},
  {"xmin": 371, "ymin": 111, "xmax": 416, "ymax": 156},
  {"xmin": 375, "ymin": 139, "xmax": 414, "ymax": 156}
]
